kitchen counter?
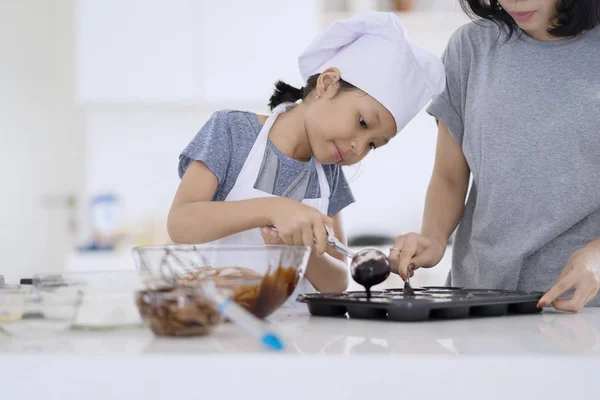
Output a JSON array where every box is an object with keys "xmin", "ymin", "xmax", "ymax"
[{"xmin": 2, "ymin": 308, "xmax": 600, "ymax": 399}]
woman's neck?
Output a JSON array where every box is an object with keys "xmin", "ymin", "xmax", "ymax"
[
  {"xmin": 267, "ymin": 103, "xmax": 313, "ymax": 162},
  {"xmin": 524, "ymin": 28, "xmax": 563, "ymax": 41}
]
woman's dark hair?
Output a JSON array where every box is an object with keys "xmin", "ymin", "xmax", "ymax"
[
  {"xmin": 268, "ymin": 74, "xmax": 356, "ymax": 110},
  {"xmin": 459, "ymin": 0, "xmax": 600, "ymax": 38}
]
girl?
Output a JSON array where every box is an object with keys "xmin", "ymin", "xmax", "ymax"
[
  {"xmin": 389, "ymin": 0, "xmax": 600, "ymax": 312},
  {"xmin": 168, "ymin": 11, "xmax": 445, "ymax": 298}
]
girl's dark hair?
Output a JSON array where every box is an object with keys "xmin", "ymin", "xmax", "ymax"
[
  {"xmin": 268, "ymin": 74, "xmax": 356, "ymax": 110},
  {"xmin": 459, "ymin": 0, "xmax": 600, "ymax": 38}
]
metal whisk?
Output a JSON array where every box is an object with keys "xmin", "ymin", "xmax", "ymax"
[{"xmin": 156, "ymin": 247, "xmax": 215, "ymax": 287}]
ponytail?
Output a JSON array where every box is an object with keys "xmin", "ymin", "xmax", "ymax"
[
  {"xmin": 267, "ymin": 74, "xmax": 356, "ymax": 110},
  {"xmin": 268, "ymin": 81, "xmax": 304, "ymax": 110}
]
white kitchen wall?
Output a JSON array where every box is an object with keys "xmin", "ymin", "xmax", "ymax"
[
  {"xmin": 0, "ymin": 0, "xmax": 84, "ymax": 283},
  {"xmin": 77, "ymin": 0, "xmax": 199, "ymax": 103},
  {"xmin": 197, "ymin": 0, "xmax": 320, "ymax": 103},
  {"xmin": 84, "ymin": 105, "xmax": 217, "ymax": 225},
  {"xmin": 342, "ymin": 112, "xmax": 440, "ymax": 239},
  {"xmin": 77, "ymin": 0, "xmax": 320, "ymax": 104}
]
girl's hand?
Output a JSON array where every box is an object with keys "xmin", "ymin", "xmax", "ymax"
[
  {"xmin": 260, "ymin": 227, "xmax": 285, "ymax": 245},
  {"xmin": 388, "ymin": 233, "xmax": 446, "ymax": 280},
  {"xmin": 266, "ymin": 197, "xmax": 333, "ymax": 255},
  {"xmin": 538, "ymin": 241, "xmax": 600, "ymax": 312}
]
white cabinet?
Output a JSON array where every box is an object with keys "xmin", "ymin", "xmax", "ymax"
[{"xmin": 76, "ymin": 0, "xmax": 320, "ymax": 104}]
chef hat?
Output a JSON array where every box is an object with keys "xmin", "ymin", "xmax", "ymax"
[{"xmin": 298, "ymin": 11, "xmax": 445, "ymax": 133}]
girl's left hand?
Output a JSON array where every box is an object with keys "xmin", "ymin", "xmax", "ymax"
[
  {"xmin": 260, "ymin": 227, "xmax": 285, "ymax": 245},
  {"xmin": 538, "ymin": 241, "xmax": 600, "ymax": 312}
]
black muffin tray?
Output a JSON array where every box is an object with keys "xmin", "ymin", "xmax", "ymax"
[{"xmin": 297, "ymin": 287, "xmax": 544, "ymax": 321}]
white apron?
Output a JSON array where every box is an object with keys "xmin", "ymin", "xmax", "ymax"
[{"xmin": 211, "ymin": 103, "xmax": 330, "ymax": 308}]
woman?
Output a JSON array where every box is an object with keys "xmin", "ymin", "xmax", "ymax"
[{"xmin": 389, "ymin": 0, "xmax": 600, "ymax": 312}]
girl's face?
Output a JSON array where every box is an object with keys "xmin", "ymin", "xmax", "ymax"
[
  {"xmin": 498, "ymin": 0, "xmax": 561, "ymax": 39},
  {"xmin": 303, "ymin": 69, "xmax": 397, "ymax": 166}
]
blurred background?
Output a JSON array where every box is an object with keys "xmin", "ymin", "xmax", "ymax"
[{"xmin": 0, "ymin": 0, "xmax": 469, "ymax": 287}]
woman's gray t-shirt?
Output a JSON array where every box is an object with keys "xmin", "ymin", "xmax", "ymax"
[
  {"xmin": 179, "ymin": 110, "xmax": 355, "ymax": 217},
  {"xmin": 427, "ymin": 21, "xmax": 600, "ymax": 304}
]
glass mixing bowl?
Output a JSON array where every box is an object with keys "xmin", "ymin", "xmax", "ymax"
[
  {"xmin": 132, "ymin": 244, "xmax": 311, "ymax": 318},
  {"xmin": 0, "ymin": 286, "xmax": 82, "ymax": 338}
]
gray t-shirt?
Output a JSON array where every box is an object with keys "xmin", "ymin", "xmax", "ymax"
[
  {"xmin": 427, "ymin": 21, "xmax": 600, "ymax": 305},
  {"xmin": 179, "ymin": 110, "xmax": 355, "ymax": 217}
]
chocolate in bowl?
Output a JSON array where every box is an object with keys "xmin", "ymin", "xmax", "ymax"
[
  {"xmin": 132, "ymin": 244, "xmax": 311, "ymax": 318},
  {"xmin": 179, "ymin": 265, "xmax": 300, "ymax": 319},
  {"xmin": 135, "ymin": 285, "xmax": 221, "ymax": 337}
]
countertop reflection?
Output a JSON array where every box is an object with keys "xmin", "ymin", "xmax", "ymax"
[{"xmin": 2, "ymin": 308, "xmax": 599, "ymax": 357}]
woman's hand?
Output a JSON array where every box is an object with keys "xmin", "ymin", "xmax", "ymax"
[
  {"xmin": 538, "ymin": 241, "xmax": 600, "ymax": 312},
  {"xmin": 388, "ymin": 233, "xmax": 446, "ymax": 280},
  {"xmin": 266, "ymin": 197, "xmax": 333, "ymax": 255}
]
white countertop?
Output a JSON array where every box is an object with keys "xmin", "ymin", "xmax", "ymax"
[{"xmin": 2, "ymin": 308, "xmax": 600, "ymax": 399}]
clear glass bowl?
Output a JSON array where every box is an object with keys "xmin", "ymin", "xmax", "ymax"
[
  {"xmin": 0, "ymin": 287, "xmax": 82, "ymax": 338},
  {"xmin": 135, "ymin": 282, "xmax": 222, "ymax": 337},
  {"xmin": 132, "ymin": 244, "xmax": 311, "ymax": 318},
  {"xmin": 33, "ymin": 271, "xmax": 144, "ymax": 330}
]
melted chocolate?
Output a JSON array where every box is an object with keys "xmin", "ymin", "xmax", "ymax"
[{"xmin": 350, "ymin": 249, "xmax": 391, "ymax": 299}]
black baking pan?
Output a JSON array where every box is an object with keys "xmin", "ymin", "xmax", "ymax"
[{"xmin": 297, "ymin": 287, "xmax": 544, "ymax": 321}]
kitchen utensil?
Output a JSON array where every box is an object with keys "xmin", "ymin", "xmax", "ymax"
[
  {"xmin": 324, "ymin": 225, "xmax": 355, "ymax": 258},
  {"xmin": 323, "ymin": 226, "xmax": 391, "ymax": 298},
  {"xmin": 268, "ymin": 225, "xmax": 391, "ymax": 297},
  {"xmin": 132, "ymin": 244, "xmax": 311, "ymax": 318},
  {"xmin": 298, "ymin": 287, "xmax": 544, "ymax": 321},
  {"xmin": 403, "ymin": 267, "xmax": 415, "ymax": 297},
  {"xmin": 199, "ymin": 280, "xmax": 284, "ymax": 351},
  {"xmin": 89, "ymin": 192, "xmax": 121, "ymax": 249},
  {"xmin": 0, "ymin": 286, "xmax": 83, "ymax": 338}
]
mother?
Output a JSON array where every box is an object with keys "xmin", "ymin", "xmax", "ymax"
[{"xmin": 390, "ymin": 0, "xmax": 600, "ymax": 312}]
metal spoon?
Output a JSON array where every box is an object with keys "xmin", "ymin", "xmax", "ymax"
[
  {"xmin": 403, "ymin": 266, "xmax": 415, "ymax": 297},
  {"xmin": 324, "ymin": 226, "xmax": 391, "ymax": 298},
  {"xmin": 266, "ymin": 225, "xmax": 393, "ymax": 298},
  {"xmin": 323, "ymin": 225, "xmax": 355, "ymax": 258}
]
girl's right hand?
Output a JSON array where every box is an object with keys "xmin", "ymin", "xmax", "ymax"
[
  {"xmin": 266, "ymin": 197, "xmax": 333, "ymax": 255},
  {"xmin": 388, "ymin": 233, "xmax": 446, "ymax": 280}
]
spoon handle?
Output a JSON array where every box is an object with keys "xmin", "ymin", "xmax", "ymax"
[
  {"xmin": 324, "ymin": 225, "xmax": 355, "ymax": 259},
  {"xmin": 267, "ymin": 225, "xmax": 355, "ymax": 259},
  {"xmin": 403, "ymin": 265, "xmax": 415, "ymax": 297}
]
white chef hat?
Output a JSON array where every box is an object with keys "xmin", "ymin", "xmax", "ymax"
[{"xmin": 298, "ymin": 11, "xmax": 445, "ymax": 133}]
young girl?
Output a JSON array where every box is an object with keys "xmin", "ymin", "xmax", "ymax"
[
  {"xmin": 168, "ymin": 11, "xmax": 445, "ymax": 299},
  {"xmin": 389, "ymin": 0, "xmax": 600, "ymax": 312}
]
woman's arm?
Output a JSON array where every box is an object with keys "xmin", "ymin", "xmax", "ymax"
[
  {"xmin": 390, "ymin": 121, "xmax": 470, "ymax": 277},
  {"xmin": 421, "ymin": 121, "xmax": 471, "ymax": 246}
]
